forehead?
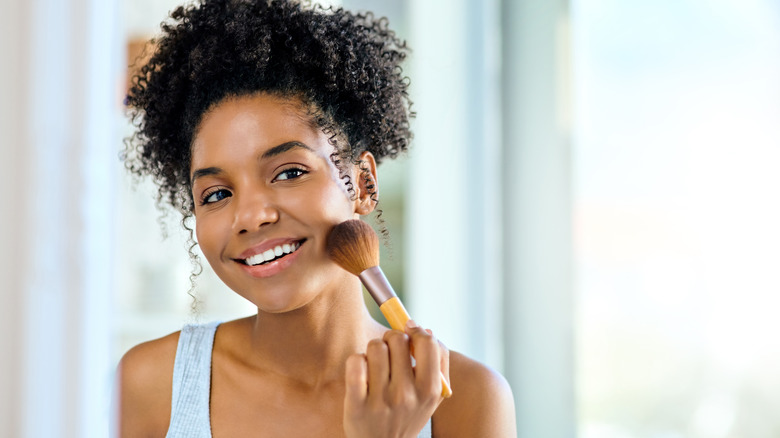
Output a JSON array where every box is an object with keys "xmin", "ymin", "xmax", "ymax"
[{"xmin": 190, "ymin": 94, "xmax": 329, "ymax": 168}]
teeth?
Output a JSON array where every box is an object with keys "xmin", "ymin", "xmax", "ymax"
[
  {"xmin": 245, "ymin": 254, "xmax": 265, "ymax": 266},
  {"xmin": 244, "ymin": 241, "xmax": 301, "ymax": 266},
  {"xmin": 246, "ymin": 253, "xmax": 265, "ymax": 266}
]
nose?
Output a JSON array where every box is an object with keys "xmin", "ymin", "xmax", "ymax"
[{"xmin": 232, "ymin": 190, "xmax": 279, "ymax": 234}]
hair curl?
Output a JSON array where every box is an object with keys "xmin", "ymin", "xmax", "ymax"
[{"xmin": 124, "ymin": 0, "xmax": 413, "ymax": 218}]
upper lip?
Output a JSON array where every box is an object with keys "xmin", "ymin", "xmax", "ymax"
[{"xmin": 234, "ymin": 237, "xmax": 306, "ymax": 261}]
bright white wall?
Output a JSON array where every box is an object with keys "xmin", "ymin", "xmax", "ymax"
[
  {"xmin": 0, "ymin": 0, "xmax": 26, "ymax": 436},
  {"xmin": 501, "ymin": 1, "xmax": 576, "ymax": 436},
  {"xmin": 573, "ymin": 1, "xmax": 780, "ymax": 436},
  {"xmin": 0, "ymin": 0, "xmax": 121, "ymax": 436}
]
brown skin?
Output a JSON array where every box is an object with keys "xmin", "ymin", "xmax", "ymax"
[{"xmin": 117, "ymin": 93, "xmax": 517, "ymax": 437}]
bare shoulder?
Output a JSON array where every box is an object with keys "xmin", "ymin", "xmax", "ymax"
[
  {"xmin": 116, "ymin": 331, "xmax": 180, "ymax": 438},
  {"xmin": 432, "ymin": 351, "xmax": 517, "ymax": 437}
]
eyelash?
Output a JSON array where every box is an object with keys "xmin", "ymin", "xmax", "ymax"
[
  {"xmin": 273, "ymin": 167, "xmax": 308, "ymax": 181},
  {"xmin": 200, "ymin": 187, "xmax": 232, "ymax": 205}
]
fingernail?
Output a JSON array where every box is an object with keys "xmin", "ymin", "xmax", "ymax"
[
  {"xmin": 406, "ymin": 319, "xmax": 418, "ymax": 329},
  {"xmin": 425, "ymin": 328, "xmax": 433, "ymax": 335}
]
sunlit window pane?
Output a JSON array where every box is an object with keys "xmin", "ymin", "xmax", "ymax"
[{"xmin": 573, "ymin": 1, "xmax": 780, "ymax": 436}]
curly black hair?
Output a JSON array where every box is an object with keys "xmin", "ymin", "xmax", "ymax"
[{"xmin": 124, "ymin": 0, "xmax": 413, "ymax": 218}]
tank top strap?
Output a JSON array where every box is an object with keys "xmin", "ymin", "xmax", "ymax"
[
  {"xmin": 166, "ymin": 321, "xmax": 220, "ymax": 438},
  {"xmin": 419, "ymin": 416, "xmax": 433, "ymax": 437}
]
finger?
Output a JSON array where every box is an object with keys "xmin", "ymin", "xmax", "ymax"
[
  {"xmin": 427, "ymin": 329, "xmax": 452, "ymax": 396},
  {"xmin": 404, "ymin": 320, "xmax": 441, "ymax": 397},
  {"xmin": 344, "ymin": 354, "xmax": 368, "ymax": 409},
  {"xmin": 365, "ymin": 338, "xmax": 390, "ymax": 399},
  {"xmin": 438, "ymin": 338, "xmax": 451, "ymax": 394},
  {"xmin": 427, "ymin": 329, "xmax": 450, "ymax": 380},
  {"xmin": 382, "ymin": 330, "xmax": 414, "ymax": 386}
]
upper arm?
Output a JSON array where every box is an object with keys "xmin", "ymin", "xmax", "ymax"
[
  {"xmin": 116, "ymin": 332, "xmax": 179, "ymax": 438},
  {"xmin": 432, "ymin": 352, "xmax": 517, "ymax": 438}
]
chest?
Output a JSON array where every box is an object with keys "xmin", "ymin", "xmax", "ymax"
[{"xmin": 209, "ymin": 363, "xmax": 347, "ymax": 437}]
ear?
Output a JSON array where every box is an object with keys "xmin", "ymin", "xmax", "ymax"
[{"xmin": 354, "ymin": 151, "xmax": 378, "ymax": 216}]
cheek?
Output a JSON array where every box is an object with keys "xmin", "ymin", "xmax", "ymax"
[
  {"xmin": 284, "ymin": 169, "xmax": 358, "ymax": 225},
  {"xmin": 312, "ymin": 183, "xmax": 358, "ymax": 223},
  {"xmin": 195, "ymin": 215, "xmax": 225, "ymax": 263}
]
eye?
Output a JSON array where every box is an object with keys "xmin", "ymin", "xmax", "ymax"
[
  {"xmin": 274, "ymin": 167, "xmax": 308, "ymax": 181},
  {"xmin": 201, "ymin": 188, "xmax": 232, "ymax": 205}
]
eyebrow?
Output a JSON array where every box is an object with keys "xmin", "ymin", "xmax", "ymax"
[
  {"xmin": 190, "ymin": 141, "xmax": 315, "ymax": 185},
  {"xmin": 190, "ymin": 166, "xmax": 223, "ymax": 185},
  {"xmin": 261, "ymin": 141, "xmax": 314, "ymax": 159}
]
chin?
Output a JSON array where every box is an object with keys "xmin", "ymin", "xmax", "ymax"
[
  {"xmin": 217, "ymin": 263, "xmax": 348, "ymax": 314},
  {"xmin": 237, "ymin": 286, "xmax": 316, "ymax": 315}
]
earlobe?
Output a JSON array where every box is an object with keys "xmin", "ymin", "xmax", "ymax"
[{"xmin": 355, "ymin": 151, "xmax": 378, "ymax": 216}]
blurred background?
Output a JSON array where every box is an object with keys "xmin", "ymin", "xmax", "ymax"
[{"xmin": 2, "ymin": 0, "xmax": 779, "ymax": 436}]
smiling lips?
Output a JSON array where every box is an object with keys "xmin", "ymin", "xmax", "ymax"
[
  {"xmin": 233, "ymin": 238, "xmax": 306, "ymax": 278},
  {"xmin": 242, "ymin": 241, "xmax": 303, "ymax": 266}
]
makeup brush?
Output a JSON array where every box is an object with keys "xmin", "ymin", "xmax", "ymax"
[{"xmin": 327, "ymin": 219, "xmax": 452, "ymax": 398}]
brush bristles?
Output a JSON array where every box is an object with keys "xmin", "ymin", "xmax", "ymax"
[{"xmin": 326, "ymin": 219, "xmax": 380, "ymax": 276}]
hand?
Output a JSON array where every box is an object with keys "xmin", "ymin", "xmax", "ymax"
[{"xmin": 343, "ymin": 321, "xmax": 450, "ymax": 438}]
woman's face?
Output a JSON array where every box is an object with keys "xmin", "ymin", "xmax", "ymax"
[{"xmin": 190, "ymin": 93, "xmax": 374, "ymax": 313}]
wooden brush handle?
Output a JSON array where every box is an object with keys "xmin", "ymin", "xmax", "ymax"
[{"xmin": 379, "ymin": 297, "xmax": 453, "ymax": 398}]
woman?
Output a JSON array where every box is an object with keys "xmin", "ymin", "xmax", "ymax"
[{"xmin": 118, "ymin": 0, "xmax": 516, "ymax": 436}]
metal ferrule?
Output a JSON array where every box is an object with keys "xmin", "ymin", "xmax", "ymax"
[{"xmin": 358, "ymin": 266, "xmax": 397, "ymax": 305}]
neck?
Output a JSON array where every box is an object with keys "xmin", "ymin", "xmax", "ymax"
[{"xmin": 245, "ymin": 276, "xmax": 386, "ymax": 387}]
